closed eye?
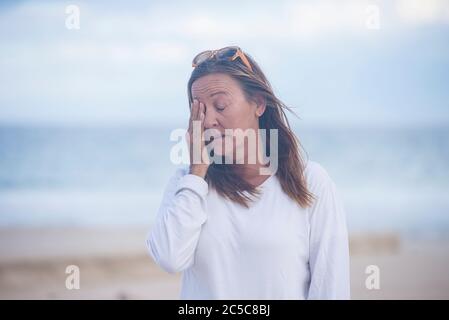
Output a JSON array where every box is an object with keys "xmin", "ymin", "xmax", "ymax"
[{"xmin": 215, "ymin": 105, "xmax": 226, "ymax": 112}]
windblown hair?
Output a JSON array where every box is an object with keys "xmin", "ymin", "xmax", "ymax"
[{"xmin": 187, "ymin": 49, "xmax": 315, "ymax": 209}]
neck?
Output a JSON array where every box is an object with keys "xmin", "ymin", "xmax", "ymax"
[{"xmin": 233, "ymin": 130, "xmax": 272, "ymax": 180}]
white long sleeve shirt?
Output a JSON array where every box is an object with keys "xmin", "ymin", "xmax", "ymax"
[{"xmin": 146, "ymin": 160, "xmax": 350, "ymax": 299}]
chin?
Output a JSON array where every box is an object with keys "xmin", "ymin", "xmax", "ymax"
[{"xmin": 210, "ymin": 145, "xmax": 234, "ymax": 162}]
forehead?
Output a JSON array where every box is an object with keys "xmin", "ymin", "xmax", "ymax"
[{"xmin": 191, "ymin": 73, "xmax": 241, "ymax": 98}]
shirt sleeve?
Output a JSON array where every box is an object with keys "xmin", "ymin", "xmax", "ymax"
[
  {"xmin": 145, "ymin": 167, "xmax": 209, "ymax": 274},
  {"xmin": 307, "ymin": 171, "xmax": 351, "ymax": 299}
]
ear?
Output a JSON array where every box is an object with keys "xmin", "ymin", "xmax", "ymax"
[{"xmin": 253, "ymin": 94, "xmax": 266, "ymax": 117}]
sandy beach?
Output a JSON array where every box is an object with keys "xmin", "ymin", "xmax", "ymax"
[{"xmin": 1, "ymin": 227, "xmax": 448, "ymax": 299}]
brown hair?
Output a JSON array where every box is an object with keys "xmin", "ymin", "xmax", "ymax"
[{"xmin": 187, "ymin": 49, "xmax": 315, "ymax": 209}]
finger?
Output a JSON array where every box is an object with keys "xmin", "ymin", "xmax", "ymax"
[
  {"xmin": 193, "ymin": 99, "xmax": 200, "ymax": 120},
  {"xmin": 199, "ymin": 102, "xmax": 205, "ymax": 122},
  {"xmin": 188, "ymin": 98, "xmax": 195, "ymax": 118},
  {"xmin": 188, "ymin": 100, "xmax": 198, "ymax": 133},
  {"xmin": 200, "ymin": 105, "xmax": 207, "ymax": 154},
  {"xmin": 199, "ymin": 103, "xmax": 205, "ymax": 138},
  {"xmin": 191, "ymin": 99, "xmax": 196, "ymax": 118},
  {"xmin": 200, "ymin": 104, "xmax": 210, "ymax": 165},
  {"xmin": 200, "ymin": 103, "xmax": 208, "ymax": 147},
  {"xmin": 189, "ymin": 100, "xmax": 194, "ymax": 121}
]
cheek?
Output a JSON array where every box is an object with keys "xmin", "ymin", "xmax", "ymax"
[
  {"xmin": 209, "ymin": 136, "xmax": 235, "ymax": 157},
  {"xmin": 223, "ymin": 106, "xmax": 256, "ymax": 130}
]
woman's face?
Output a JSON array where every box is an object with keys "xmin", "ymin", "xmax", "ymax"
[{"xmin": 191, "ymin": 73, "xmax": 265, "ymax": 158}]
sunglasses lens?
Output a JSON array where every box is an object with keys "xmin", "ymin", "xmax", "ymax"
[
  {"xmin": 192, "ymin": 47, "xmax": 251, "ymax": 71},
  {"xmin": 216, "ymin": 47, "xmax": 238, "ymax": 59},
  {"xmin": 193, "ymin": 51, "xmax": 213, "ymax": 66}
]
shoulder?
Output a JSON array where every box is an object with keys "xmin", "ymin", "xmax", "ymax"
[
  {"xmin": 303, "ymin": 160, "xmax": 346, "ymax": 219},
  {"xmin": 303, "ymin": 160, "xmax": 333, "ymax": 193}
]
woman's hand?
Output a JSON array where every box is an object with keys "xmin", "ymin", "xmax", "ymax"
[{"xmin": 186, "ymin": 99, "xmax": 210, "ymax": 178}]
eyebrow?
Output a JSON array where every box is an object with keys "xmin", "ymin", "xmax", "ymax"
[
  {"xmin": 209, "ymin": 91, "xmax": 229, "ymax": 97},
  {"xmin": 193, "ymin": 91, "xmax": 229, "ymax": 100}
]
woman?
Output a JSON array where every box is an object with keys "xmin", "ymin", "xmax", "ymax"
[{"xmin": 146, "ymin": 46, "xmax": 350, "ymax": 299}]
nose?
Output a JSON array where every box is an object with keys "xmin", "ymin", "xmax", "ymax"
[{"xmin": 203, "ymin": 106, "xmax": 219, "ymax": 130}]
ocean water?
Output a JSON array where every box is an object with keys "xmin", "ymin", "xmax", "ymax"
[{"xmin": 0, "ymin": 124, "xmax": 448, "ymax": 236}]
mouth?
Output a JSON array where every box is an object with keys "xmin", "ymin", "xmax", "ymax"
[{"xmin": 205, "ymin": 134, "xmax": 226, "ymax": 146}]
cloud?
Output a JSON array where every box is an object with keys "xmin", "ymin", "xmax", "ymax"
[
  {"xmin": 0, "ymin": 0, "xmax": 448, "ymax": 125},
  {"xmin": 396, "ymin": 0, "xmax": 449, "ymax": 25}
]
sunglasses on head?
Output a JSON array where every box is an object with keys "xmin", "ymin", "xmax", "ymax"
[{"xmin": 192, "ymin": 46, "xmax": 253, "ymax": 72}]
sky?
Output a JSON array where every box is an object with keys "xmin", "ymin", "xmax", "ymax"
[{"xmin": 0, "ymin": 0, "xmax": 448, "ymax": 127}]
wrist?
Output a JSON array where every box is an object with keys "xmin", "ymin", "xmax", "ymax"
[{"xmin": 189, "ymin": 165, "xmax": 208, "ymax": 179}]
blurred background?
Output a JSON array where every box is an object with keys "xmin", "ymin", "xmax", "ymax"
[{"xmin": 0, "ymin": 0, "xmax": 448, "ymax": 299}]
